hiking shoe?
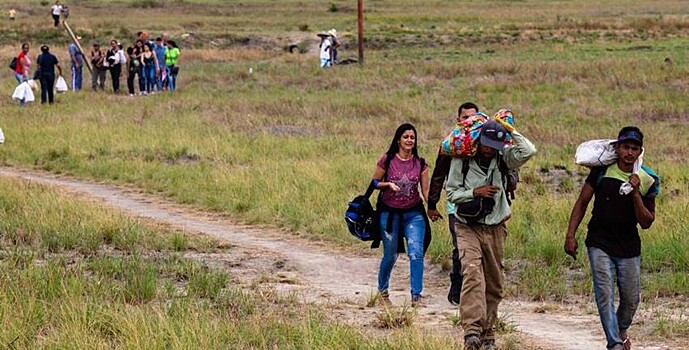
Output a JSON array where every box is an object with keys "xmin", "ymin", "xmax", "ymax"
[
  {"xmin": 378, "ymin": 290, "xmax": 392, "ymax": 307},
  {"xmin": 411, "ymin": 295, "xmax": 425, "ymax": 308},
  {"xmin": 448, "ymin": 272, "xmax": 462, "ymax": 305},
  {"xmin": 463, "ymin": 335, "xmax": 481, "ymax": 350},
  {"xmin": 482, "ymin": 339, "xmax": 496, "ymax": 350}
]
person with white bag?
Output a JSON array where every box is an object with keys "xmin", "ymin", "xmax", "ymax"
[
  {"xmin": 566, "ymin": 126, "xmax": 659, "ymax": 350},
  {"xmin": 35, "ymin": 45, "xmax": 63, "ymax": 104}
]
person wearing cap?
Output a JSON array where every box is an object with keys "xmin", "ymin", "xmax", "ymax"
[
  {"xmin": 318, "ymin": 31, "xmax": 332, "ymax": 68},
  {"xmin": 446, "ymin": 119, "xmax": 536, "ymax": 350},
  {"xmin": 565, "ymin": 126, "xmax": 658, "ymax": 350},
  {"xmin": 428, "ymin": 101, "xmax": 479, "ymax": 306},
  {"xmin": 327, "ymin": 29, "xmax": 339, "ymax": 64},
  {"xmin": 36, "ymin": 45, "xmax": 63, "ymax": 104},
  {"xmin": 90, "ymin": 42, "xmax": 106, "ymax": 91},
  {"xmin": 68, "ymin": 37, "xmax": 83, "ymax": 91}
]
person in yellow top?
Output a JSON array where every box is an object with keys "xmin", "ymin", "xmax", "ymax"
[{"xmin": 164, "ymin": 40, "xmax": 180, "ymax": 91}]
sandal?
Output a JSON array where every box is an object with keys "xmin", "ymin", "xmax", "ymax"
[{"xmin": 620, "ymin": 330, "xmax": 631, "ymax": 350}]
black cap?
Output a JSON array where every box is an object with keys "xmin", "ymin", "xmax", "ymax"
[
  {"xmin": 616, "ymin": 126, "xmax": 643, "ymax": 146},
  {"xmin": 479, "ymin": 120, "xmax": 508, "ymax": 151}
]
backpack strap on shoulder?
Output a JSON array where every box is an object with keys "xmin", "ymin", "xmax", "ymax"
[{"xmin": 460, "ymin": 157, "xmax": 470, "ymax": 187}]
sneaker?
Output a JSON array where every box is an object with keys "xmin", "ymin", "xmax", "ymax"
[
  {"xmin": 482, "ymin": 339, "xmax": 496, "ymax": 350},
  {"xmin": 610, "ymin": 344, "xmax": 624, "ymax": 350},
  {"xmin": 378, "ymin": 290, "xmax": 392, "ymax": 307},
  {"xmin": 411, "ymin": 295, "xmax": 425, "ymax": 308},
  {"xmin": 448, "ymin": 272, "xmax": 462, "ymax": 305},
  {"xmin": 463, "ymin": 335, "xmax": 481, "ymax": 350}
]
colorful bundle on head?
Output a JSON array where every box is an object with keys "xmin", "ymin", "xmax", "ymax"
[
  {"xmin": 493, "ymin": 108, "xmax": 515, "ymax": 132},
  {"xmin": 439, "ymin": 112, "xmax": 488, "ymax": 157}
]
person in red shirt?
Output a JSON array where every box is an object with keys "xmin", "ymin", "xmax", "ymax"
[{"xmin": 14, "ymin": 43, "xmax": 31, "ymax": 84}]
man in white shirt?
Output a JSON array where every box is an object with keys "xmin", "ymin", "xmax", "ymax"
[{"xmin": 318, "ymin": 33, "xmax": 332, "ymax": 68}]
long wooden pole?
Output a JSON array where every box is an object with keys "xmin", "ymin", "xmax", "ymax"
[
  {"xmin": 357, "ymin": 0, "xmax": 364, "ymax": 65},
  {"xmin": 62, "ymin": 20, "xmax": 92, "ymax": 74}
]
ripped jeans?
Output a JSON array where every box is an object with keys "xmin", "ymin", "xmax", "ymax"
[{"xmin": 377, "ymin": 209, "xmax": 426, "ymax": 298}]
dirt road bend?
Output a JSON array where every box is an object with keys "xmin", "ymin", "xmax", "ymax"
[{"xmin": 0, "ymin": 168, "xmax": 670, "ymax": 350}]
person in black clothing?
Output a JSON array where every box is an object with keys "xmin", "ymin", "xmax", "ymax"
[
  {"xmin": 106, "ymin": 40, "xmax": 124, "ymax": 93},
  {"xmin": 565, "ymin": 126, "xmax": 658, "ymax": 350},
  {"xmin": 427, "ymin": 101, "xmax": 480, "ymax": 305},
  {"xmin": 126, "ymin": 40, "xmax": 144, "ymax": 96},
  {"xmin": 36, "ymin": 45, "xmax": 63, "ymax": 104}
]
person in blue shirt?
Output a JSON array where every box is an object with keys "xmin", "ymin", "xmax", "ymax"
[
  {"xmin": 68, "ymin": 39, "xmax": 83, "ymax": 91},
  {"xmin": 153, "ymin": 37, "xmax": 167, "ymax": 91}
]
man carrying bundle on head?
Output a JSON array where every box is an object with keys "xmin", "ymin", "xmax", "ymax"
[{"xmin": 446, "ymin": 117, "xmax": 536, "ymax": 350}]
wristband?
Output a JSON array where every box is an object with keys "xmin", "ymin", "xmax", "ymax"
[{"xmin": 372, "ymin": 179, "xmax": 380, "ymax": 188}]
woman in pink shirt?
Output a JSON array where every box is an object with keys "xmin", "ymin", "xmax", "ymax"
[{"xmin": 371, "ymin": 123, "xmax": 431, "ymax": 307}]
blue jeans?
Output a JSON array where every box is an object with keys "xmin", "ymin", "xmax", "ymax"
[
  {"xmin": 144, "ymin": 64, "xmax": 156, "ymax": 93},
  {"xmin": 378, "ymin": 209, "xmax": 426, "ymax": 298},
  {"xmin": 588, "ymin": 247, "xmax": 640, "ymax": 349},
  {"xmin": 156, "ymin": 64, "xmax": 165, "ymax": 91},
  {"xmin": 71, "ymin": 65, "xmax": 82, "ymax": 90},
  {"xmin": 166, "ymin": 65, "xmax": 177, "ymax": 91},
  {"xmin": 320, "ymin": 58, "xmax": 331, "ymax": 68},
  {"xmin": 15, "ymin": 73, "xmax": 26, "ymax": 106}
]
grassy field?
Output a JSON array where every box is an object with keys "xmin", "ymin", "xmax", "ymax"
[
  {"xmin": 0, "ymin": 176, "xmax": 461, "ymax": 349},
  {"xmin": 0, "ymin": 0, "xmax": 688, "ymax": 346}
]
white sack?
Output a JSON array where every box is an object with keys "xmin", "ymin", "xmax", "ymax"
[
  {"xmin": 55, "ymin": 76, "xmax": 68, "ymax": 93},
  {"xmin": 12, "ymin": 82, "xmax": 35, "ymax": 102},
  {"xmin": 575, "ymin": 139, "xmax": 617, "ymax": 167}
]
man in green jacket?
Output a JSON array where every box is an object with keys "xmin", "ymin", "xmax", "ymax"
[{"xmin": 446, "ymin": 120, "xmax": 536, "ymax": 350}]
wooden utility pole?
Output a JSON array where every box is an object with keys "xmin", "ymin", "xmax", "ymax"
[
  {"xmin": 357, "ymin": 0, "xmax": 364, "ymax": 64},
  {"xmin": 62, "ymin": 20, "xmax": 92, "ymax": 74}
]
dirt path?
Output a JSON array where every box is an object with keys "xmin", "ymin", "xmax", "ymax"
[{"xmin": 0, "ymin": 168, "xmax": 673, "ymax": 350}]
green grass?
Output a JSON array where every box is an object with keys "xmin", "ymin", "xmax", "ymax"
[
  {"xmin": 0, "ymin": 176, "xmax": 458, "ymax": 349},
  {"xmin": 1, "ymin": 0, "xmax": 688, "ymax": 306}
]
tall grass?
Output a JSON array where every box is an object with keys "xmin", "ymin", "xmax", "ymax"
[
  {"xmin": 0, "ymin": 176, "xmax": 459, "ymax": 349},
  {"xmin": 0, "ymin": 0, "xmax": 688, "ymax": 301}
]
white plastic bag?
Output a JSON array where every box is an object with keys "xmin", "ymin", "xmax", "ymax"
[
  {"xmin": 0, "ymin": 128, "xmax": 5, "ymax": 144},
  {"xmin": 55, "ymin": 76, "xmax": 68, "ymax": 93},
  {"xmin": 12, "ymin": 82, "xmax": 35, "ymax": 102},
  {"xmin": 575, "ymin": 139, "xmax": 617, "ymax": 167}
]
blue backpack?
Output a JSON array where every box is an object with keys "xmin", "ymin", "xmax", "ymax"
[{"xmin": 344, "ymin": 180, "xmax": 380, "ymax": 241}]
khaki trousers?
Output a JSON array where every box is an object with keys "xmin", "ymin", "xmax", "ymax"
[{"xmin": 454, "ymin": 221, "xmax": 507, "ymax": 340}]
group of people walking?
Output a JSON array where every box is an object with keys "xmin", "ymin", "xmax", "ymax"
[
  {"xmin": 72, "ymin": 32, "xmax": 181, "ymax": 96},
  {"xmin": 12, "ymin": 31, "xmax": 182, "ymax": 105},
  {"xmin": 370, "ymin": 102, "xmax": 657, "ymax": 350}
]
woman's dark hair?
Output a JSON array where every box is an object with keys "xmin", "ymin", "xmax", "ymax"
[
  {"xmin": 385, "ymin": 123, "xmax": 420, "ymax": 159},
  {"xmin": 167, "ymin": 40, "xmax": 178, "ymax": 49},
  {"xmin": 135, "ymin": 39, "xmax": 143, "ymax": 46},
  {"xmin": 144, "ymin": 42, "xmax": 153, "ymax": 50},
  {"xmin": 21, "ymin": 42, "xmax": 29, "ymax": 49}
]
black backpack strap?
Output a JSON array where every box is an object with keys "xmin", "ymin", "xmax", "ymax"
[
  {"xmin": 364, "ymin": 179, "xmax": 376, "ymax": 198},
  {"xmin": 590, "ymin": 165, "xmax": 609, "ymax": 190},
  {"xmin": 497, "ymin": 154, "xmax": 513, "ymax": 203},
  {"xmin": 460, "ymin": 158, "xmax": 470, "ymax": 187}
]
